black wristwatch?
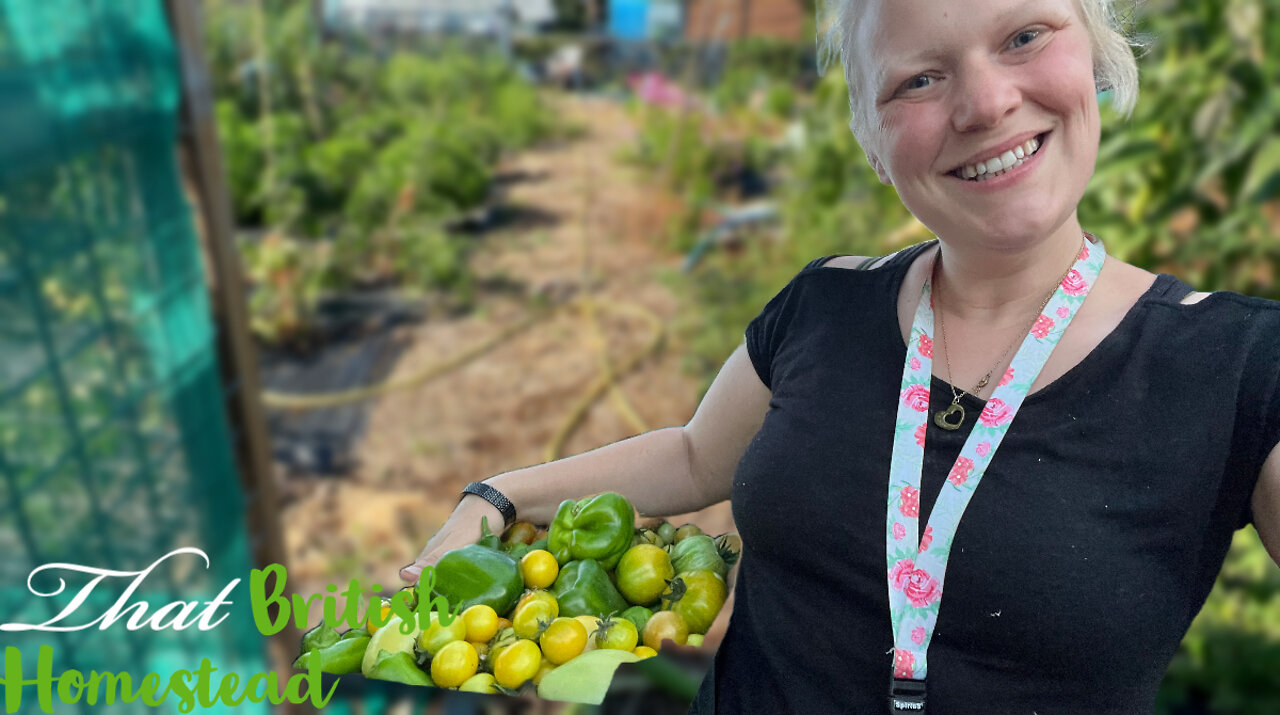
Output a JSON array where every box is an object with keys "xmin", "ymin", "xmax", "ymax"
[{"xmin": 461, "ymin": 482, "xmax": 517, "ymax": 528}]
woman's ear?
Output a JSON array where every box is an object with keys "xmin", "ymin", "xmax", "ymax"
[{"xmin": 865, "ymin": 151, "xmax": 893, "ymax": 185}]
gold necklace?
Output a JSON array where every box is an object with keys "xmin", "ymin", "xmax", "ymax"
[{"xmin": 932, "ymin": 240, "xmax": 1082, "ymax": 431}]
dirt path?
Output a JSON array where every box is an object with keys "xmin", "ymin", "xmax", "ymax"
[{"xmin": 279, "ymin": 94, "xmax": 737, "ymax": 637}]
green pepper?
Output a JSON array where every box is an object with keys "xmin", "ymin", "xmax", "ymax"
[
  {"xmin": 618, "ymin": 605, "xmax": 653, "ymax": 634},
  {"xmin": 291, "ymin": 632, "xmax": 370, "ymax": 674},
  {"xmin": 551, "ymin": 559, "xmax": 629, "ymax": 619},
  {"xmin": 547, "ymin": 492, "xmax": 635, "ymax": 569},
  {"xmin": 299, "ymin": 621, "xmax": 340, "ymax": 654},
  {"xmin": 428, "ymin": 542, "xmax": 523, "ymax": 616}
]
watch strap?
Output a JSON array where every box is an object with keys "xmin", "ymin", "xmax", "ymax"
[{"xmin": 461, "ymin": 482, "xmax": 516, "ymax": 527}]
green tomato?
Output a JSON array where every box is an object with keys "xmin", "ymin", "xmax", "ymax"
[
  {"xmin": 662, "ymin": 570, "xmax": 727, "ymax": 635},
  {"xmin": 616, "ymin": 544, "xmax": 675, "ymax": 606}
]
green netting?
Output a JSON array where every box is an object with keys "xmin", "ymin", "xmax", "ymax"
[{"xmin": 0, "ymin": 1, "xmax": 268, "ymax": 712}]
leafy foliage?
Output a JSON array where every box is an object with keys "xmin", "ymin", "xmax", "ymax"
[{"xmin": 204, "ymin": 2, "xmax": 557, "ymax": 345}]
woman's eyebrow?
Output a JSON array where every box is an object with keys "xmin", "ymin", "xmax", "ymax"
[{"xmin": 886, "ymin": 0, "xmax": 1051, "ymax": 66}]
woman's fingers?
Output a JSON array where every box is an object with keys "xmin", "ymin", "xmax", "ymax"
[{"xmin": 398, "ymin": 497, "xmax": 506, "ymax": 584}]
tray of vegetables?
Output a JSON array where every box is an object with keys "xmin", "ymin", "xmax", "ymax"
[{"xmin": 294, "ymin": 492, "xmax": 740, "ymax": 704}]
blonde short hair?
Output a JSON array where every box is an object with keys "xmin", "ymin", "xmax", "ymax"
[{"xmin": 816, "ymin": 0, "xmax": 1143, "ymax": 143}]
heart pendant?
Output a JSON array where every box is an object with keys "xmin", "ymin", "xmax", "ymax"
[{"xmin": 933, "ymin": 403, "xmax": 965, "ymax": 431}]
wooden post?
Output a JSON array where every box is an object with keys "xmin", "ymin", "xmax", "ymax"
[{"xmin": 162, "ymin": 0, "xmax": 302, "ymax": 691}]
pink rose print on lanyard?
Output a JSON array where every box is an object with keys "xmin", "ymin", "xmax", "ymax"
[
  {"xmin": 1061, "ymin": 269, "xmax": 1088, "ymax": 295},
  {"xmin": 914, "ymin": 423, "xmax": 926, "ymax": 447},
  {"xmin": 998, "ymin": 367, "xmax": 1014, "ymax": 387},
  {"xmin": 893, "ymin": 522, "xmax": 906, "ymax": 540},
  {"xmin": 948, "ymin": 456, "xmax": 975, "ymax": 486},
  {"xmin": 1031, "ymin": 314, "xmax": 1055, "ymax": 339},
  {"xmin": 894, "ymin": 648, "xmax": 916, "ymax": 678},
  {"xmin": 979, "ymin": 398, "xmax": 1014, "ymax": 427},
  {"xmin": 891, "ymin": 559, "xmax": 942, "ymax": 608},
  {"xmin": 902, "ymin": 385, "xmax": 930, "ymax": 412},
  {"xmin": 911, "ymin": 627, "xmax": 927, "ymax": 645},
  {"xmin": 920, "ymin": 526, "xmax": 934, "ymax": 551},
  {"xmin": 899, "ymin": 486, "xmax": 920, "ymax": 517},
  {"xmin": 918, "ymin": 333, "xmax": 933, "ymax": 358}
]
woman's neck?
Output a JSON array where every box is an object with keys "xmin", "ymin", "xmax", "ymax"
[{"xmin": 933, "ymin": 222, "xmax": 1086, "ymax": 326}]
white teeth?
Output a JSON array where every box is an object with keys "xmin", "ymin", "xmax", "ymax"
[{"xmin": 956, "ymin": 136, "xmax": 1043, "ymax": 180}]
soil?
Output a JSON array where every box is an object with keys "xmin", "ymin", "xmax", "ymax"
[{"xmin": 278, "ymin": 93, "xmax": 738, "ymax": 646}]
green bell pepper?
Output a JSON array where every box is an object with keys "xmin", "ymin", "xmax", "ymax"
[
  {"xmin": 547, "ymin": 492, "xmax": 635, "ymax": 569},
  {"xmin": 291, "ymin": 632, "xmax": 370, "ymax": 674},
  {"xmin": 428, "ymin": 542, "xmax": 523, "ymax": 616},
  {"xmin": 551, "ymin": 559, "xmax": 629, "ymax": 619},
  {"xmin": 618, "ymin": 605, "xmax": 653, "ymax": 634}
]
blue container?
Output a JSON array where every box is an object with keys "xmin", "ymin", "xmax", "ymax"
[{"xmin": 609, "ymin": 0, "xmax": 649, "ymax": 39}]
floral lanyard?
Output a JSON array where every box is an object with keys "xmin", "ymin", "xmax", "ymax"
[{"xmin": 885, "ymin": 237, "xmax": 1104, "ymax": 714}]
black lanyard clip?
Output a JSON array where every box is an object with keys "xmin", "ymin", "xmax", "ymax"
[{"xmin": 889, "ymin": 677, "xmax": 927, "ymax": 714}]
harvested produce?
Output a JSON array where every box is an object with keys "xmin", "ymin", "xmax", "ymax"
[
  {"xmin": 293, "ymin": 492, "xmax": 738, "ymax": 703},
  {"xmin": 548, "ymin": 493, "xmax": 635, "ymax": 569},
  {"xmin": 551, "ymin": 559, "xmax": 629, "ymax": 618},
  {"xmin": 430, "ymin": 519, "xmax": 524, "ymax": 615}
]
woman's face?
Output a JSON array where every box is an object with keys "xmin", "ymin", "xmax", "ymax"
[{"xmin": 854, "ymin": 0, "xmax": 1101, "ymax": 248}]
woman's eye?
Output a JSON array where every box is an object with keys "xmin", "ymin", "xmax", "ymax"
[
  {"xmin": 1010, "ymin": 29, "xmax": 1040, "ymax": 48},
  {"xmin": 901, "ymin": 75, "xmax": 932, "ymax": 92}
]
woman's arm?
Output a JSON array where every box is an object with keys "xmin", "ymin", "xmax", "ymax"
[
  {"xmin": 400, "ymin": 343, "xmax": 771, "ymax": 581},
  {"xmin": 1253, "ymin": 441, "xmax": 1280, "ymax": 568}
]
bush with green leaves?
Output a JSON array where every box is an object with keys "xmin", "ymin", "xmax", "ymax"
[{"xmin": 204, "ymin": 1, "xmax": 557, "ymax": 345}]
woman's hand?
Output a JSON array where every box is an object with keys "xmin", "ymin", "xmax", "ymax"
[{"xmin": 399, "ymin": 495, "xmax": 503, "ymax": 583}]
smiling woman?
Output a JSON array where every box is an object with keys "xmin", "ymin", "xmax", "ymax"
[{"xmin": 397, "ymin": 1, "xmax": 1280, "ymax": 712}]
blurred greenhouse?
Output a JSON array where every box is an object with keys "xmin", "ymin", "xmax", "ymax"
[{"xmin": 0, "ymin": 0, "xmax": 1277, "ymax": 712}]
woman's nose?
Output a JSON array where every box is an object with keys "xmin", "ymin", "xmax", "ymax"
[{"xmin": 950, "ymin": 61, "xmax": 1023, "ymax": 132}]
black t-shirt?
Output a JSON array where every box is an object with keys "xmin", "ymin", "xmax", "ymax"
[{"xmin": 690, "ymin": 241, "xmax": 1280, "ymax": 714}]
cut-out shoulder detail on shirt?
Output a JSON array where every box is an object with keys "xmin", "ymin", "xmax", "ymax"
[{"xmin": 804, "ymin": 241, "xmax": 938, "ymax": 273}]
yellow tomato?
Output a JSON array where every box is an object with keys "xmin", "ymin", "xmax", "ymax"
[
  {"xmin": 632, "ymin": 645, "xmax": 658, "ymax": 659},
  {"xmin": 520, "ymin": 549, "xmax": 560, "ymax": 589},
  {"xmin": 430, "ymin": 640, "xmax": 479, "ymax": 688},
  {"xmin": 515, "ymin": 588, "xmax": 560, "ymax": 617},
  {"xmin": 596, "ymin": 617, "xmax": 638, "ymax": 652},
  {"xmin": 574, "ymin": 615, "xmax": 602, "ymax": 651},
  {"xmin": 493, "ymin": 639, "xmax": 541, "ymax": 689},
  {"xmin": 458, "ymin": 672, "xmax": 499, "ymax": 693},
  {"xmin": 417, "ymin": 609, "xmax": 467, "ymax": 657},
  {"xmin": 642, "ymin": 610, "xmax": 689, "ymax": 651},
  {"xmin": 462, "ymin": 604, "xmax": 499, "ymax": 643},
  {"xmin": 365, "ymin": 599, "xmax": 392, "ymax": 634},
  {"xmin": 512, "ymin": 599, "xmax": 556, "ymax": 640},
  {"xmin": 539, "ymin": 617, "xmax": 588, "ymax": 665},
  {"xmin": 532, "ymin": 657, "xmax": 556, "ymax": 686}
]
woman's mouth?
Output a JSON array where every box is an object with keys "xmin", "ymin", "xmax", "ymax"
[{"xmin": 950, "ymin": 133, "xmax": 1048, "ymax": 181}]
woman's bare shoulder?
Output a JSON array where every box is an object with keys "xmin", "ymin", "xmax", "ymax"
[{"xmin": 1104, "ymin": 258, "xmax": 1210, "ymax": 305}]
